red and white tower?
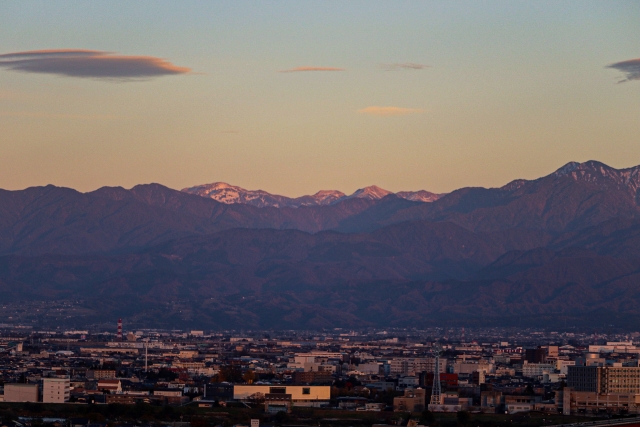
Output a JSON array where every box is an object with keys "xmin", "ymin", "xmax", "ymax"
[{"xmin": 117, "ymin": 318, "xmax": 122, "ymax": 341}]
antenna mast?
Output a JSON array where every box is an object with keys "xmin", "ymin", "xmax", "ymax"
[{"xmin": 429, "ymin": 344, "xmax": 442, "ymax": 407}]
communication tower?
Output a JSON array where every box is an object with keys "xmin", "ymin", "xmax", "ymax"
[
  {"xmin": 429, "ymin": 344, "xmax": 442, "ymax": 406},
  {"xmin": 117, "ymin": 318, "xmax": 123, "ymax": 341}
]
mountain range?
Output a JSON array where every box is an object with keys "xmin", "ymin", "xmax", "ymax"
[
  {"xmin": 1, "ymin": 160, "xmax": 640, "ymax": 330},
  {"xmin": 181, "ymin": 182, "xmax": 440, "ymax": 208}
]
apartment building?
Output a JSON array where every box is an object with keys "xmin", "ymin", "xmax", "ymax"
[
  {"xmin": 42, "ymin": 376, "xmax": 71, "ymax": 403},
  {"xmin": 87, "ymin": 369, "xmax": 116, "ymax": 380},
  {"xmin": 522, "ymin": 363, "xmax": 556, "ymax": 379},
  {"xmin": 390, "ymin": 358, "xmax": 445, "ymax": 376}
]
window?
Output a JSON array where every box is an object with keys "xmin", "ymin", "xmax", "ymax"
[
  {"xmin": 270, "ymin": 387, "xmax": 286, "ymax": 394},
  {"xmin": 302, "ymin": 388, "xmax": 310, "ymax": 395}
]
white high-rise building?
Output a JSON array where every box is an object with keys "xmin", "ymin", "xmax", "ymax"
[{"xmin": 42, "ymin": 376, "xmax": 70, "ymax": 403}]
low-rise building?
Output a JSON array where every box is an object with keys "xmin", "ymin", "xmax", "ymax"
[
  {"xmin": 234, "ymin": 385, "xmax": 330, "ymax": 408},
  {"xmin": 97, "ymin": 379, "xmax": 122, "ymax": 394},
  {"xmin": 4, "ymin": 384, "xmax": 39, "ymax": 402},
  {"xmin": 393, "ymin": 388, "xmax": 426, "ymax": 412},
  {"xmin": 562, "ymin": 388, "xmax": 640, "ymax": 415}
]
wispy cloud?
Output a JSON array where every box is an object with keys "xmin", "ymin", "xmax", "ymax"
[
  {"xmin": 0, "ymin": 111, "xmax": 119, "ymax": 120},
  {"xmin": 279, "ymin": 66, "xmax": 345, "ymax": 73},
  {"xmin": 358, "ymin": 106, "xmax": 424, "ymax": 116},
  {"xmin": 0, "ymin": 49, "xmax": 191, "ymax": 81},
  {"xmin": 380, "ymin": 63, "xmax": 430, "ymax": 71},
  {"xmin": 607, "ymin": 58, "xmax": 640, "ymax": 83}
]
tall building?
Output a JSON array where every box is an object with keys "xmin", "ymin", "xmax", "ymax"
[
  {"xmin": 568, "ymin": 366, "xmax": 640, "ymax": 394},
  {"xmin": 42, "ymin": 376, "xmax": 70, "ymax": 403}
]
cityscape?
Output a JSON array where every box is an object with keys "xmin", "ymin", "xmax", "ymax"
[
  {"xmin": 1, "ymin": 1, "xmax": 640, "ymax": 427},
  {"xmin": 1, "ymin": 322, "xmax": 640, "ymax": 426}
]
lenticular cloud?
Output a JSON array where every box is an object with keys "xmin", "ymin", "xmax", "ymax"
[
  {"xmin": 607, "ymin": 58, "xmax": 640, "ymax": 83},
  {"xmin": 0, "ymin": 49, "xmax": 191, "ymax": 80}
]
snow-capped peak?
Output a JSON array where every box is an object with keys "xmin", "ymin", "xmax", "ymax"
[
  {"xmin": 182, "ymin": 182, "xmax": 287, "ymax": 207},
  {"xmin": 311, "ymin": 190, "xmax": 346, "ymax": 203},
  {"xmin": 346, "ymin": 185, "xmax": 393, "ymax": 200},
  {"xmin": 395, "ymin": 190, "xmax": 441, "ymax": 202},
  {"xmin": 182, "ymin": 182, "xmax": 441, "ymax": 208},
  {"xmin": 551, "ymin": 161, "xmax": 640, "ymax": 198},
  {"xmin": 554, "ymin": 162, "xmax": 581, "ymax": 177}
]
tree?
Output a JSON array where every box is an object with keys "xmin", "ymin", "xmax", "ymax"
[
  {"xmin": 243, "ymin": 369, "xmax": 255, "ymax": 384},
  {"xmin": 420, "ymin": 409, "xmax": 435, "ymax": 425},
  {"xmin": 274, "ymin": 411, "xmax": 289, "ymax": 423},
  {"xmin": 456, "ymin": 410, "xmax": 470, "ymax": 426}
]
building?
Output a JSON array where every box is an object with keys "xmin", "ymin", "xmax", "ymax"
[
  {"xmin": 234, "ymin": 385, "xmax": 330, "ymax": 408},
  {"xmin": 481, "ymin": 390, "xmax": 504, "ymax": 412},
  {"xmin": 265, "ymin": 393, "xmax": 292, "ymax": 414},
  {"xmin": 154, "ymin": 389, "xmax": 183, "ymax": 397},
  {"xmin": 4, "ymin": 384, "xmax": 39, "ymax": 402},
  {"xmin": 428, "ymin": 391, "xmax": 468, "ymax": 412},
  {"xmin": 366, "ymin": 381, "xmax": 396, "ymax": 391},
  {"xmin": 522, "ymin": 363, "xmax": 556, "ymax": 378},
  {"xmin": 338, "ymin": 396, "xmax": 369, "ymax": 410},
  {"xmin": 87, "ymin": 370, "xmax": 116, "ymax": 380},
  {"xmin": 391, "ymin": 358, "xmax": 444, "ymax": 377},
  {"xmin": 204, "ymin": 382, "xmax": 234, "ymax": 400},
  {"xmin": 42, "ymin": 376, "xmax": 70, "ymax": 403},
  {"xmin": 292, "ymin": 370, "xmax": 332, "ymax": 384},
  {"xmin": 525, "ymin": 347, "xmax": 547, "ymax": 363},
  {"xmin": 568, "ymin": 366, "xmax": 640, "ymax": 394},
  {"xmin": 588, "ymin": 342, "xmax": 640, "ymax": 354},
  {"xmin": 393, "ymin": 388, "xmax": 426, "ymax": 412},
  {"xmin": 505, "ymin": 395, "xmax": 542, "ymax": 414},
  {"xmin": 424, "ymin": 373, "xmax": 459, "ymax": 389},
  {"xmin": 452, "ymin": 361, "xmax": 493, "ymax": 375},
  {"xmin": 562, "ymin": 388, "xmax": 640, "ymax": 415},
  {"xmin": 97, "ymin": 379, "xmax": 122, "ymax": 394}
]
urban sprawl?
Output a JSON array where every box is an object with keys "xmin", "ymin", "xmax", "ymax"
[{"xmin": 1, "ymin": 324, "xmax": 640, "ymax": 426}]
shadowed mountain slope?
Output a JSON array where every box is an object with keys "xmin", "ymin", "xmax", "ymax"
[{"xmin": 0, "ymin": 161, "xmax": 639, "ymax": 329}]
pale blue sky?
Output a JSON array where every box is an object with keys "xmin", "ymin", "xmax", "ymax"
[{"xmin": 0, "ymin": 1, "xmax": 639, "ymax": 195}]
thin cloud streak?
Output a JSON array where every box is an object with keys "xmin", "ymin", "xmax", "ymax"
[
  {"xmin": 358, "ymin": 106, "xmax": 424, "ymax": 116},
  {"xmin": 279, "ymin": 66, "xmax": 345, "ymax": 73},
  {"xmin": 380, "ymin": 62, "xmax": 430, "ymax": 71},
  {"xmin": 0, "ymin": 111, "xmax": 119, "ymax": 120},
  {"xmin": 0, "ymin": 49, "xmax": 191, "ymax": 81},
  {"xmin": 607, "ymin": 58, "xmax": 640, "ymax": 83}
]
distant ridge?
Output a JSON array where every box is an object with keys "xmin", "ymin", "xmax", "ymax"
[
  {"xmin": 0, "ymin": 160, "xmax": 639, "ymax": 329},
  {"xmin": 181, "ymin": 182, "xmax": 442, "ymax": 208}
]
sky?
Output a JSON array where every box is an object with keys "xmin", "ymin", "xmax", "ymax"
[{"xmin": 0, "ymin": 1, "xmax": 639, "ymax": 196}]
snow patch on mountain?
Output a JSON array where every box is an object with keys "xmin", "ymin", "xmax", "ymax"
[
  {"xmin": 396, "ymin": 190, "xmax": 441, "ymax": 202},
  {"xmin": 554, "ymin": 161, "xmax": 640, "ymax": 193},
  {"xmin": 182, "ymin": 183, "xmax": 441, "ymax": 208},
  {"xmin": 343, "ymin": 185, "xmax": 393, "ymax": 200}
]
